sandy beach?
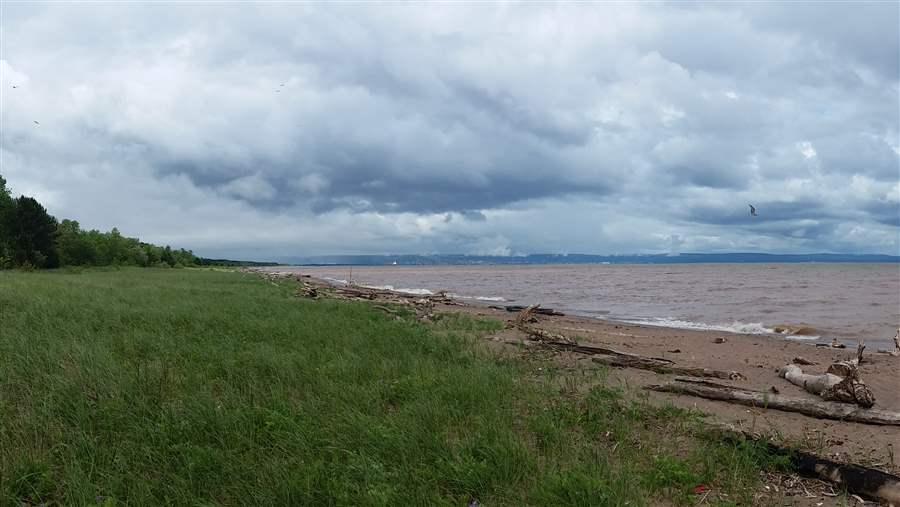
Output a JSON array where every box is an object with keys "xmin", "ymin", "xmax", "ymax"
[{"xmin": 292, "ymin": 272, "xmax": 900, "ymax": 477}]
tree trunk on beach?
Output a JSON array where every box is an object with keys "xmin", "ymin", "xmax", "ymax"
[
  {"xmin": 646, "ymin": 379, "xmax": 900, "ymax": 426},
  {"xmin": 591, "ymin": 355, "xmax": 746, "ymax": 381},
  {"xmin": 712, "ymin": 427, "xmax": 900, "ymax": 504}
]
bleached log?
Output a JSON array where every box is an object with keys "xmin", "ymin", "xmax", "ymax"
[
  {"xmin": 646, "ymin": 380, "xmax": 900, "ymax": 426},
  {"xmin": 779, "ymin": 362, "xmax": 875, "ymax": 408},
  {"xmin": 779, "ymin": 364, "xmax": 842, "ymax": 395}
]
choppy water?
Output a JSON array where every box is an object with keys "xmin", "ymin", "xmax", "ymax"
[{"xmin": 273, "ymin": 264, "xmax": 900, "ymax": 347}]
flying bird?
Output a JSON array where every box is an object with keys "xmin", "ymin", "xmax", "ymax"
[
  {"xmin": 280, "ymin": 83, "xmax": 285, "ymax": 87},
  {"xmin": 11, "ymin": 85, "xmax": 17, "ymax": 89},
  {"xmin": 749, "ymin": 204, "xmax": 758, "ymax": 216},
  {"xmin": 33, "ymin": 120, "xmax": 40, "ymax": 126}
]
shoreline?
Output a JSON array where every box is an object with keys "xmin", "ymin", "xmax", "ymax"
[
  {"xmin": 266, "ymin": 269, "xmax": 900, "ymax": 473},
  {"xmin": 268, "ymin": 268, "xmax": 885, "ymax": 348}
]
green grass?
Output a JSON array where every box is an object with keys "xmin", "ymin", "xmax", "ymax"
[{"xmin": 0, "ymin": 269, "xmax": 783, "ymax": 506}]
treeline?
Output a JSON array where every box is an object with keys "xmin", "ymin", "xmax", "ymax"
[{"xmin": 0, "ymin": 174, "xmax": 198, "ymax": 270}]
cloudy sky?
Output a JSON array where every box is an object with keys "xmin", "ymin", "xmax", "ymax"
[{"xmin": 1, "ymin": 2, "xmax": 898, "ymax": 259}]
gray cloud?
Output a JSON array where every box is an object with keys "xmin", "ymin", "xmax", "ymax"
[{"xmin": 1, "ymin": 2, "xmax": 897, "ymax": 258}]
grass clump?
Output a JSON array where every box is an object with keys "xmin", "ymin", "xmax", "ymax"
[{"xmin": 1, "ymin": 269, "xmax": 784, "ymax": 505}]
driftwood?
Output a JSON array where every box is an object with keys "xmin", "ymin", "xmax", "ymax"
[
  {"xmin": 878, "ymin": 329, "xmax": 900, "ymax": 357},
  {"xmin": 713, "ymin": 427, "xmax": 900, "ymax": 504},
  {"xmin": 512, "ymin": 306, "xmax": 745, "ymax": 381},
  {"xmin": 779, "ymin": 343, "xmax": 876, "ymax": 408},
  {"xmin": 646, "ymin": 379, "xmax": 900, "ymax": 426},
  {"xmin": 592, "ymin": 356, "xmax": 746, "ymax": 381},
  {"xmin": 513, "ymin": 305, "xmax": 576, "ymax": 344},
  {"xmin": 792, "ymin": 452, "xmax": 900, "ymax": 505}
]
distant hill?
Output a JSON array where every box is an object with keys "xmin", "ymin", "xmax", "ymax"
[
  {"xmin": 282, "ymin": 253, "xmax": 900, "ymax": 266},
  {"xmin": 197, "ymin": 258, "xmax": 281, "ymax": 267}
]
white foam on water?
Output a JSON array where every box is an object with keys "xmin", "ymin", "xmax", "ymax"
[
  {"xmin": 322, "ymin": 277, "xmax": 349, "ymax": 285},
  {"xmin": 622, "ymin": 317, "xmax": 779, "ymax": 336},
  {"xmin": 360, "ymin": 284, "xmax": 435, "ymax": 296},
  {"xmin": 449, "ymin": 293, "xmax": 507, "ymax": 302}
]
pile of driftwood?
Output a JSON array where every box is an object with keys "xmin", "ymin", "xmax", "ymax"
[{"xmin": 287, "ymin": 276, "xmax": 461, "ymax": 323}]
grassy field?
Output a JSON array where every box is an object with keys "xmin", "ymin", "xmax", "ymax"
[{"xmin": 0, "ymin": 268, "xmax": 785, "ymax": 506}]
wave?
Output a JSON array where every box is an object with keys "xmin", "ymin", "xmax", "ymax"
[
  {"xmin": 621, "ymin": 317, "xmax": 823, "ymax": 339},
  {"xmin": 360, "ymin": 284, "xmax": 435, "ymax": 296},
  {"xmin": 450, "ymin": 294, "xmax": 507, "ymax": 302},
  {"xmin": 622, "ymin": 318, "xmax": 777, "ymax": 336}
]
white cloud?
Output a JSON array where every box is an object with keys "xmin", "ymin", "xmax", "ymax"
[{"xmin": 1, "ymin": 3, "xmax": 897, "ymax": 257}]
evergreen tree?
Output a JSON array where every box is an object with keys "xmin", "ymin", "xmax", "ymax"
[
  {"xmin": 0, "ymin": 175, "xmax": 13, "ymax": 266},
  {"xmin": 10, "ymin": 196, "xmax": 59, "ymax": 268}
]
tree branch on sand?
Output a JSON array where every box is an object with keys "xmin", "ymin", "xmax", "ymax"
[{"xmin": 646, "ymin": 378, "xmax": 900, "ymax": 426}]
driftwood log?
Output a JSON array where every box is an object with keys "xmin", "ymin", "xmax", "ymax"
[
  {"xmin": 591, "ymin": 355, "xmax": 746, "ymax": 381},
  {"xmin": 513, "ymin": 305, "xmax": 576, "ymax": 344},
  {"xmin": 713, "ymin": 427, "xmax": 900, "ymax": 504},
  {"xmin": 646, "ymin": 378, "xmax": 900, "ymax": 426},
  {"xmin": 779, "ymin": 342, "xmax": 876, "ymax": 408}
]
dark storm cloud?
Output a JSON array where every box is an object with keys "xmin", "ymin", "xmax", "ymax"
[{"xmin": 1, "ymin": 2, "xmax": 897, "ymax": 256}]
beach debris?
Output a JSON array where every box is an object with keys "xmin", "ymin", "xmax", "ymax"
[
  {"xmin": 877, "ymin": 328, "xmax": 900, "ymax": 357},
  {"xmin": 714, "ymin": 426, "xmax": 900, "ymax": 505},
  {"xmin": 296, "ymin": 283, "xmax": 319, "ymax": 299},
  {"xmin": 646, "ymin": 378, "xmax": 900, "ymax": 426},
  {"xmin": 830, "ymin": 338, "xmax": 847, "ymax": 349},
  {"xmin": 714, "ymin": 337, "xmax": 727, "ymax": 344},
  {"xmin": 792, "ymin": 357, "xmax": 817, "ymax": 366},
  {"xmin": 770, "ymin": 386, "xmax": 780, "ymax": 394},
  {"xmin": 591, "ymin": 355, "xmax": 746, "ymax": 381},
  {"xmin": 510, "ymin": 306, "xmax": 746, "ymax": 380},
  {"xmin": 779, "ymin": 342, "xmax": 875, "ymax": 408},
  {"xmin": 512, "ymin": 305, "xmax": 576, "ymax": 344},
  {"xmin": 504, "ymin": 304, "xmax": 564, "ymax": 316},
  {"xmin": 667, "ymin": 348, "xmax": 682, "ymax": 353}
]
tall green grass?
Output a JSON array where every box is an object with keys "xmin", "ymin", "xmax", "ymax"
[{"xmin": 0, "ymin": 269, "xmax": 779, "ymax": 505}]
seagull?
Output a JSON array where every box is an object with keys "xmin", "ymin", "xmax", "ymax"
[
  {"xmin": 11, "ymin": 85, "xmax": 17, "ymax": 89},
  {"xmin": 749, "ymin": 204, "xmax": 758, "ymax": 216},
  {"xmin": 33, "ymin": 120, "xmax": 40, "ymax": 125}
]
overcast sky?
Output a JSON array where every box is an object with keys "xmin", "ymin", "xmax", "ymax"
[{"xmin": 1, "ymin": 2, "xmax": 898, "ymax": 259}]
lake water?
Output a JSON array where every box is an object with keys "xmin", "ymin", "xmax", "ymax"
[{"xmin": 274, "ymin": 264, "xmax": 900, "ymax": 347}]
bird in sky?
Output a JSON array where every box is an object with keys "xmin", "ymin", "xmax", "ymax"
[
  {"xmin": 11, "ymin": 85, "xmax": 17, "ymax": 89},
  {"xmin": 33, "ymin": 120, "xmax": 40, "ymax": 125},
  {"xmin": 280, "ymin": 83, "xmax": 285, "ymax": 87},
  {"xmin": 749, "ymin": 204, "xmax": 758, "ymax": 216}
]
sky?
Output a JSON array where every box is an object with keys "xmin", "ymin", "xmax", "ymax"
[{"xmin": 1, "ymin": 2, "xmax": 898, "ymax": 260}]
